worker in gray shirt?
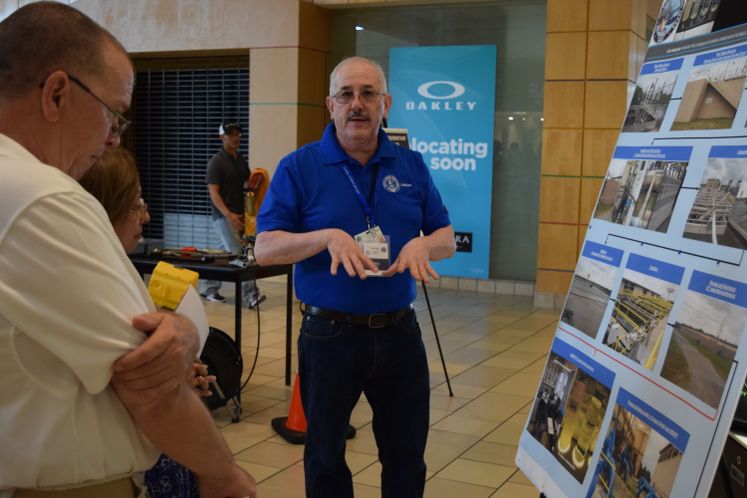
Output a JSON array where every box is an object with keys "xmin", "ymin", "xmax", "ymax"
[{"xmin": 199, "ymin": 120, "xmax": 264, "ymax": 308}]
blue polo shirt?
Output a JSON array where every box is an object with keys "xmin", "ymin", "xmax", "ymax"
[{"xmin": 257, "ymin": 124, "xmax": 451, "ymax": 314}]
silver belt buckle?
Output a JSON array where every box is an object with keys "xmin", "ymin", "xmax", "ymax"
[{"xmin": 368, "ymin": 312, "xmax": 388, "ymax": 328}]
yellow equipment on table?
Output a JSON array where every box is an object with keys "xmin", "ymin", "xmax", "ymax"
[{"xmin": 244, "ymin": 168, "xmax": 269, "ymax": 236}]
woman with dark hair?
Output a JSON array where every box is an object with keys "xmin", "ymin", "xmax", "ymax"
[{"xmin": 80, "ymin": 148, "xmax": 206, "ymax": 498}]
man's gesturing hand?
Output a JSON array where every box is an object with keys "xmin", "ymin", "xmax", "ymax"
[
  {"xmin": 382, "ymin": 236, "xmax": 439, "ymax": 283},
  {"xmin": 325, "ymin": 228, "xmax": 378, "ymax": 279}
]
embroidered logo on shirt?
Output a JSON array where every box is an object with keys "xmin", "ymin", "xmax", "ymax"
[{"xmin": 382, "ymin": 174, "xmax": 401, "ymax": 193}]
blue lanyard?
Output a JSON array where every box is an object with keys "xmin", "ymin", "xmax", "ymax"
[{"xmin": 341, "ymin": 163, "xmax": 380, "ymax": 228}]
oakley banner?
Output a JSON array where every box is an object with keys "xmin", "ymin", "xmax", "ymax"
[{"xmin": 388, "ymin": 45, "xmax": 496, "ymax": 279}]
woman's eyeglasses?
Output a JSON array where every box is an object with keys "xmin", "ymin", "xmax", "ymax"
[{"xmin": 131, "ymin": 198, "xmax": 148, "ymax": 214}]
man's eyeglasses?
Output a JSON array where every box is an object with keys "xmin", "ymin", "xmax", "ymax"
[
  {"xmin": 331, "ymin": 89, "xmax": 385, "ymax": 105},
  {"xmin": 131, "ymin": 198, "xmax": 148, "ymax": 214},
  {"xmin": 67, "ymin": 74, "xmax": 131, "ymax": 138}
]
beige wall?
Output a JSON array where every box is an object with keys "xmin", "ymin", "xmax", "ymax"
[
  {"xmin": 69, "ymin": 0, "xmax": 330, "ymax": 176},
  {"xmin": 75, "ymin": 0, "xmax": 301, "ymax": 53}
]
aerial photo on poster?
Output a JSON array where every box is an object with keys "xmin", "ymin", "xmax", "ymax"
[
  {"xmin": 651, "ymin": 0, "xmax": 685, "ymax": 45},
  {"xmin": 527, "ymin": 341, "xmax": 614, "ymax": 484},
  {"xmin": 623, "ymin": 59, "xmax": 682, "ymax": 133},
  {"xmin": 674, "ymin": 0, "xmax": 722, "ymax": 41},
  {"xmin": 561, "ymin": 242, "xmax": 623, "ymax": 339},
  {"xmin": 683, "ymin": 146, "xmax": 747, "ymax": 249},
  {"xmin": 672, "ymin": 44, "xmax": 747, "ymax": 131},
  {"xmin": 594, "ymin": 147, "xmax": 691, "ymax": 233},
  {"xmin": 602, "ymin": 254, "xmax": 683, "ymax": 370},
  {"xmin": 587, "ymin": 389, "xmax": 689, "ymax": 498},
  {"xmin": 661, "ymin": 271, "xmax": 747, "ymax": 409}
]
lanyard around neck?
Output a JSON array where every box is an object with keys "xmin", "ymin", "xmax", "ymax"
[{"xmin": 341, "ymin": 162, "xmax": 380, "ymax": 228}]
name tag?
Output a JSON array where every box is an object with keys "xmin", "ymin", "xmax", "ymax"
[{"xmin": 354, "ymin": 226, "xmax": 390, "ymax": 277}]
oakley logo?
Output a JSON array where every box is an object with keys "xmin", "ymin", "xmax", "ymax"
[
  {"xmin": 406, "ymin": 80, "xmax": 476, "ymax": 112},
  {"xmin": 416, "ymin": 81, "xmax": 465, "ymax": 100}
]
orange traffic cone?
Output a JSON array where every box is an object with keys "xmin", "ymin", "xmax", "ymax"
[
  {"xmin": 271, "ymin": 373, "xmax": 307, "ymax": 444},
  {"xmin": 271, "ymin": 373, "xmax": 356, "ymax": 445}
]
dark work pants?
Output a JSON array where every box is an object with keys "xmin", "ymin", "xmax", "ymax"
[{"xmin": 298, "ymin": 309, "xmax": 429, "ymax": 498}]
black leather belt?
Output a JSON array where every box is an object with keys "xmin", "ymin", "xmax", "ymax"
[{"xmin": 303, "ymin": 305, "xmax": 413, "ymax": 329}]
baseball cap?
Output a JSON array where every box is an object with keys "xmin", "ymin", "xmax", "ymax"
[{"xmin": 219, "ymin": 122, "xmax": 242, "ymax": 135}]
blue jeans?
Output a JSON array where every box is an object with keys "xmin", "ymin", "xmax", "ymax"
[
  {"xmin": 298, "ymin": 308, "xmax": 429, "ymax": 498},
  {"xmin": 144, "ymin": 454, "xmax": 199, "ymax": 498},
  {"xmin": 198, "ymin": 217, "xmax": 257, "ymax": 304}
]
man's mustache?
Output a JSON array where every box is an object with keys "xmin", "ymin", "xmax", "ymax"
[{"xmin": 346, "ymin": 111, "xmax": 369, "ymax": 120}]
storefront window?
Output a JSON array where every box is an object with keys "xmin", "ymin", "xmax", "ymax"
[{"xmin": 330, "ymin": 1, "xmax": 546, "ymax": 281}]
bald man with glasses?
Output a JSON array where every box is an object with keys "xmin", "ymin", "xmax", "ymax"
[
  {"xmin": 0, "ymin": 3, "xmax": 255, "ymax": 497},
  {"xmin": 255, "ymin": 56, "xmax": 456, "ymax": 498}
]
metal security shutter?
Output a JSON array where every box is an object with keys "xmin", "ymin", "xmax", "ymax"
[{"xmin": 131, "ymin": 56, "xmax": 249, "ymax": 249}]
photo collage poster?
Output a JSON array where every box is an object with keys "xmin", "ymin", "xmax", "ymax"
[{"xmin": 517, "ymin": 2, "xmax": 747, "ymax": 497}]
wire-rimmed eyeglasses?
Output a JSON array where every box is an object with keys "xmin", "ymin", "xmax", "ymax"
[
  {"xmin": 67, "ymin": 74, "xmax": 131, "ymax": 138},
  {"xmin": 331, "ymin": 88, "xmax": 385, "ymax": 105}
]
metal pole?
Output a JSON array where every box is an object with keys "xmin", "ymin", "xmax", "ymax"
[{"xmin": 421, "ymin": 281, "xmax": 453, "ymax": 397}]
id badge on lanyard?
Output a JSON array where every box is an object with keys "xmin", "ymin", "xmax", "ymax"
[
  {"xmin": 354, "ymin": 226, "xmax": 390, "ymax": 276},
  {"xmin": 342, "ymin": 163, "xmax": 391, "ymax": 277}
]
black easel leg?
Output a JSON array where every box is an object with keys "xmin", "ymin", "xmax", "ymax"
[{"xmin": 421, "ymin": 281, "xmax": 453, "ymax": 397}]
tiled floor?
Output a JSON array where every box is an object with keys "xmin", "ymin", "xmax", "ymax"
[{"xmin": 202, "ymin": 275, "xmax": 558, "ymax": 497}]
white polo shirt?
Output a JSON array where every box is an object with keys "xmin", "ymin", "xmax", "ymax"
[{"xmin": 0, "ymin": 134, "xmax": 159, "ymax": 489}]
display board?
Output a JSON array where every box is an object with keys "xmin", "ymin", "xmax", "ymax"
[
  {"xmin": 388, "ymin": 45, "xmax": 496, "ymax": 279},
  {"xmin": 517, "ymin": 3, "xmax": 747, "ymax": 497}
]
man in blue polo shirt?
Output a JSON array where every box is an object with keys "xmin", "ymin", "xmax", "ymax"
[{"xmin": 255, "ymin": 56, "xmax": 456, "ymax": 498}]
